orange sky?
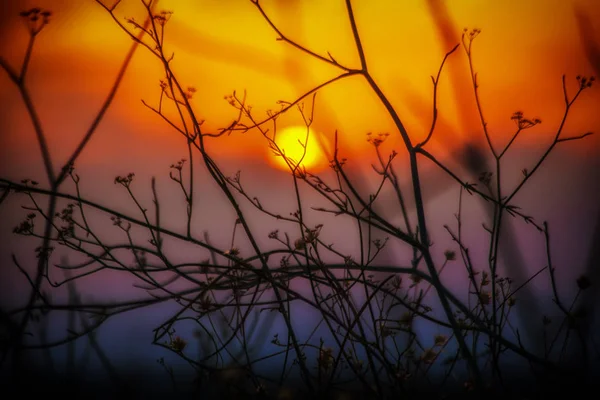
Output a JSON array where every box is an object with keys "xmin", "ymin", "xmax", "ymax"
[{"xmin": 1, "ymin": 0, "xmax": 599, "ymax": 176}]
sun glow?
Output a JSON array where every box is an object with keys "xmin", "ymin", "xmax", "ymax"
[
  {"xmin": 0, "ymin": 0, "xmax": 598, "ymax": 168},
  {"xmin": 268, "ymin": 126, "xmax": 330, "ymax": 172}
]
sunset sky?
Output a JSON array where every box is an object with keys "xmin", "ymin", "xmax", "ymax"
[
  {"xmin": 1, "ymin": 0, "xmax": 599, "ymax": 174},
  {"xmin": 1, "ymin": 0, "xmax": 600, "ymax": 391}
]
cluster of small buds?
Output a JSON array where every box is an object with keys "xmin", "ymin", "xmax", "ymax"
[
  {"xmin": 399, "ymin": 311, "xmax": 414, "ymax": 326},
  {"xmin": 507, "ymin": 297, "xmax": 516, "ymax": 307},
  {"xmin": 125, "ymin": 17, "xmax": 139, "ymax": 29},
  {"xmin": 13, "ymin": 213, "xmax": 36, "ymax": 235},
  {"xmin": 409, "ymin": 273, "xmax": 422, "ymax": 285},
  {"xmin": 185, "ymin": 86, "xmax": 196, "ymax": 99},
  {"xmin": 457, "ymin": 317, "xmax": 471, "ymax": 329},
  {"xmin": 19, "ymin": 178, "xmax": 39, "ymax": 187},
  {"xmin": 255, "ymin": 382, "xmax": 266, "ymax": 395},
  {"xmin": 169, "ymin": 158, "xmax": 186, "ymax": 171},
  {"xmin": 110, "ymin": 215, "xmax": 131, "ymax": 232},
  {"xmin": 480, "ymin": 271, "xmax": 490, "ymax": 287},
  {"xmin": 478, "ymin": 171, "xmax": 493, "ymax": 186},
  {"xmin": 420, "ymin": 348, "xmax": 437, "ymax": 364},
  {"xmin": 366, "ymin": 132, "xmax": 390, "ymax": 147},
  {"xmin": 110, "ymin": 215, "xmax": 122, "ymax": 227},
  {"xmin": 390, "ymin": 275, "xmax": 402, "ymax": 290},
  {"xmin": 433, "ymin": 334, "xmax": 448, "ymax": 347},
  {"xmin": 35, "ymin": 245, "xmax": 54, "ymax": 260},
  {"xmin": 372, "ymin": 238, "xmax": 387, "ymax": 250},
  {"xmin": 576, "ymin": 75, "xmax": 595, "ymax": 90},
  {"xmin": 510, "ymin": 111, "xmax": 542, "ymax": 130},
  {"xmin": 444, "ymin": 250, "xmax": 456, "ymax": 261},
  {"xmin": 223, "ymin": 94, "xmax": 237, "ymax": 107},
  {"xmin": 56, "ymin": 203, "xmax": 76, "ymax": 222},
  {"xmin": 20, "ymin": 7, "xmax": 51, "ymax": 21},
  {"xmin": 343, "ymin": 255, "xmax": 353, "ymax": 266},
  {"xmin": 294, "ymin": 237, "xmax": 305, "ymax": 250},
  {"xmin": 56, "ymin": 204, "xmax": 76, "ymax": 239},
  {"xmin": 153, "ymin": 10, "xmax": 173, "ymax": 26},
  {"xmin": 317, "ymin": 347, "xmax": 334, "ymax": 370},
  {"xmin": 271, "ymin": 333, "xmax": 281, "ymax": 345},
  {"xmin": 463, "ymin": 27, "xmax": 481, "ymax": 40},
  {"xmin": 224, "ymin": 247, "xmax": 240, "ymax": 258},
  {"xmin": 228, "ymin": 170, "xmax": 241, "ymax": 184},
  {"xmin": 395, "ymin": 369, "xmax": 412, "ymax": 382},
  {"xmin": 478, "ymin": 290, "xmax": 491, "ymax": 305},
  {"xmin": 20, "ymin": 8, "xmax": 52, "ymax": 33},
  {"xmin": 303, "ymin": 224, "xmax": 323, "ymax": 244},
  {"xmin": 114, "ymin": 172, "xmax": 135, "ymax": 186},
  {"xmin": 329, "ymin": 157, "xmax": 347, "ymax": 171},
  {"xmin": 495, "ymin": 276, "xmax": 513, "ymax": 293},
  {"xmin": 168, "ymin": 336, "xmax": 187, "ymax": 353}
]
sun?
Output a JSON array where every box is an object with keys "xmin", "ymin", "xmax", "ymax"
[{"xmin": 267, "ymin": 126, "xmax": 330, "ymax": 172}]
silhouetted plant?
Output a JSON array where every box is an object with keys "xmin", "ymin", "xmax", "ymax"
[{"xmin": 1, "ymin": 1, "xmax": 598, "ymax": 399}]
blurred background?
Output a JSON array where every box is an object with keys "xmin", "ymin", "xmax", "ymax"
[{"xmin": 1, "ymin": 0, "xmax": 599, "ymax": 395}]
